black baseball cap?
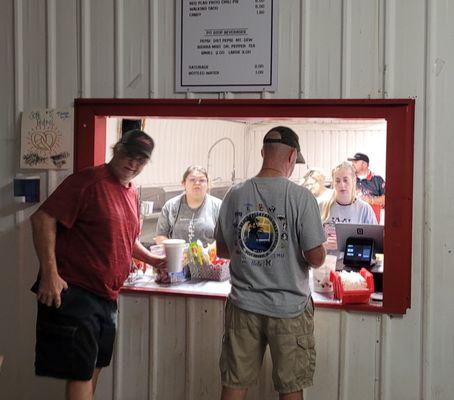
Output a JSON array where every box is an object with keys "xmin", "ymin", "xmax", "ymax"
[
  {"xmin": 348, "ymin": 152, "xmax": 369, "ymax": 164},
  {"xmin": 263, "ymin": 126, "xmax": 305, "ymax": 164},
  {"xmin": 120, "ymin": 130, "xmax": 154, "ymax": 159}
]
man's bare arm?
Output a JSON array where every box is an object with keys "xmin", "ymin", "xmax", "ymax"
[
  {"xmin": 304, "ymin": 244, "xmax": 326, "ymax": 268},
  {"xmin": 215, "ymin": 224, "xmax": 230, "ymax": 259},
  {"xmin": 30, "ymin": 210, "xmax": 68, "ymax": 308},
  {"xmin": 132, "ymin": 239, "xmax": 167, "ymax": 270}
]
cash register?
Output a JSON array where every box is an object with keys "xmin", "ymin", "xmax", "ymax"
[{"xmin": 335, "ymin": 223, "xmax": 384, "ymax": 295}]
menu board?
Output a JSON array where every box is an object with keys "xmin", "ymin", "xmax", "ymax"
[{"xmin": 176, "ymin": 0, "xmax": 278, "ymax": 92}]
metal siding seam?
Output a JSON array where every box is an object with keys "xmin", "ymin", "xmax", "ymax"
[
  {"xmin": 186, "ymin": 299, "xmax": 193, "ymax": 400},
  {"xmin": 14, "ymin": 0, "xmax": 23, "ymax": 113},
  {"xmin": 381, "ymin": 3, "xmax": 394, "ymax": 400},
  {"xmin": 374, "ymin": 315, "xmax": 383, "ymax": 400},
  {"xmin": 46, "ymin": 0, "xmax": 56, "ymax": 108},
  {"xmin": 114, "ymin": 0, "xmax": 124, "ymax": 98},
  {"xmin": 149, "ymin": 296, "xmax": 159, "ymax": 400},
  {"xmin": 45, "ymin": 0, "xmax": 58, "ymax": 205},
  {"xmin": 149, "ymin": 0, "xmax": 158, "ymax": 98},
  {"xmin": 338, "ymin": 311, "xmax": 346, "ymax": 400},
  {"xmin": 422, "ymin": 1, "xmax": 433, "ymax": 399},
  {"xmin": 13, "ymin": 0, "xmax": 25, "ymax": 229},
  {"xmin": 377, "ymin": 0, "xmax": 385, "ymax": 98},
  {"xmin": 341, "ymin": 0, "xmax": 351, "ymax": 99},
  {"xmin": 300, "ymin": 0, "xmax": 309, "ymax": 99},
  {"xmin": 112, "ymin": 295, "xmax": 124, "ymax": 400},
  {"xmin": 80, "ymin": 0, "xmax": 91, "ymax": 97},
  {"xmin": 383, "ymin": 0, "xmax": 395, "ymax": 99}
]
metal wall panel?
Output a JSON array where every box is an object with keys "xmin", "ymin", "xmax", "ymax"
[
  {"xmin": 115, "ymin": 294, "xmax": 150, "ymax": 400},
  {"xmin": 54, "ymin": 0, "xmax": 78, "ymax": 107},
  {"xmin": 134, "ymin": 118, "xmax": 246, "ymax": 187},
  {"xmin": 247, "ymin": 121, "xmax": 387, "ymax": 184},
  {"xmin": 425, "ymin": 1, "xmax": 454, "ymax": 399},
  {"xmin": 380, "ymin": 1, "xmax": 426, "ymax": 399},
  {"xmin": 150, "ymin": 296, "xmax": 188, "ymax": 400},
  {"xmin": 117, "ymin": 0, "xmax": 150, "ymax": 98},
  {"xmin": 342, "ymin": 0, "xmax": 384, "ymax": 98},
  {"xmin": 302, "ymin": 0, "xmax": 343, "ymax": 98},
  {"xmin": 274, "ymin": 0, "xmax": 301, "ymax": 98},
  {"xmin": 86, "ymin": 0, "xmax": 115, "ymax": 97}
]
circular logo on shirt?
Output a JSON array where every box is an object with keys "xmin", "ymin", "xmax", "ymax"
[{"xmin": 237, "ymin": 211, "xmax": 279, "ymax": 258}]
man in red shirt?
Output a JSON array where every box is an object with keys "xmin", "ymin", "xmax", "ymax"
[
  {"xmin": 30, "ymin": 130, "xmax": 166, "ymax": 400},
  {"xmin": 348, "ymin": 152, "xmax": 385, "ymax": 223}
]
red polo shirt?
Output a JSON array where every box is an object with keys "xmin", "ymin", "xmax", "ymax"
[
  {"xmin": 39, "ymin": 164, "xmax": 140, "ymax": 300},
  {"xmin": 356, "ymin": 171, "xmax": 385, "ymax": 223}
]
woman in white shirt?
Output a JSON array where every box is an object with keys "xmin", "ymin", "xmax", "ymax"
[{"xmin": 320, "ymin": 162, "xmax": 377, "ymax": 250}]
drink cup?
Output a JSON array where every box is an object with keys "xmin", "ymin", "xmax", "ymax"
[
  {"xmin": 162, "ymin": 239, "xmax": 186, "ymax": 273},
  {"xmin": 140, "ymin": 200, "xmax": 154, "ymax": 216}
]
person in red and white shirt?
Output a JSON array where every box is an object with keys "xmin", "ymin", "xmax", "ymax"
[{"xmin": 348, "ymin": 152, "xmax": 385, "ymax": 223}]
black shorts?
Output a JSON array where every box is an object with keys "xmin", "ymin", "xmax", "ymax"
[{"xmin": 34, "ymin": 284, "xmax": 117, "ymax": 381}]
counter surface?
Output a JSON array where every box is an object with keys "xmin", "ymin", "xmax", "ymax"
[{"xmin": 121, "ymin": 270, "xmax": 383, "ymax": 311}]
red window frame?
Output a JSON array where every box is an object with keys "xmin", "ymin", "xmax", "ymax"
[{"xmin": 74, "ymin": 98, "xmax": 415, "ymax": 314}]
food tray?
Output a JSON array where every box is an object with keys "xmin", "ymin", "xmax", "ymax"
[
  {"xmin": 330, "ymin": 268, "xmax": 374, "ymax": 304},
  {"xmin": 188, "ymin": 261, "xmax": 230, "ymax": 281}
]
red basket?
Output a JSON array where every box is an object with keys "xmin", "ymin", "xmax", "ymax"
[{"xmin": 330, "ymin": 268, "xmax": 374, "ymax": 305}]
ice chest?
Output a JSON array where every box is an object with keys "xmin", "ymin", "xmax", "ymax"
[{"xmin": 330, "ymin": 268, "xmax": 374, "ymax": 304}]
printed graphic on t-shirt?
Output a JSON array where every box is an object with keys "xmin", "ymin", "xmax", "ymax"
[
  {"xmin": 330, "ymin": 216, "xmax": 351, "ymax": 223},
  {"xmin": 237, "ymin": 211, "xmax": 279, "ymax": 259}
]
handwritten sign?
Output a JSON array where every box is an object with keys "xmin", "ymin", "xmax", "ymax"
[
  {"xmin": 20, "ymin": 108, "xmax": 73, "ymax": 170},
  {"xmin": 175, "ymin": 0, "xmax": 278, "ymax": 92}
]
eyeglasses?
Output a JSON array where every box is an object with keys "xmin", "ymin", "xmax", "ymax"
[
  {"xmin": 187, "ymin": 177, "xmax": 208, "ymax": 184},
  {"xmin": 125, "ymin": 155, "xmax": 148, "ymax": 166}
]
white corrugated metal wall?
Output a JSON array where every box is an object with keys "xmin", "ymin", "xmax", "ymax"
[
  {"xmin": 0, "ymin": 0, "xmax": 453, "ymax": 399},
  {"xmin": 106, "ymin": 117, "xmax": 386, "ymax": 187}
]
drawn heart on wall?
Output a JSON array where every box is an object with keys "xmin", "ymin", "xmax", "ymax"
[{"xmin": 30, "ymin": 130, "xmax": 57, "ymax": 152}]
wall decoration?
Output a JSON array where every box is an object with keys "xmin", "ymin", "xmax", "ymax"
[{"xmin": 20, "ymin": 108, "xmax": 73, "ymax": 170}]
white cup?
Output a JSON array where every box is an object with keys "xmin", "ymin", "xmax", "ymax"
[
  {"xmin": 162, "ymin": 239, "xmax": 186, "ymax": 273},
  {"xmin": 140, "ymin": 200, "xmax": 154, "ymax": 216}
]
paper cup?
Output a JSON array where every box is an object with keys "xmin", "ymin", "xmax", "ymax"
[
  {"xmin": 162, "ymin": 239, "xmax": 186, "ymax": 273},
  {"xmin": 140, "ymin": 200, "xmax": 154, "ymax": 216}
]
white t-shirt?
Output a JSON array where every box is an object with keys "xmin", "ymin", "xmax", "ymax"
[{"xmin": 325, "ymin": 198, "xmax": 377, "ymax": 225}]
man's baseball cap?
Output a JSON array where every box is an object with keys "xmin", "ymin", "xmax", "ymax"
[
  {"xmin": 120, "ymin": 129, "xmax": 154, "ymax": 158},
  {"xmin": 263, "ymin": 126, "xmax": 305, "ymax": 164},
  {"xmin": 348, "ymin": 152, "xmax": 369, "ymax": 164}
]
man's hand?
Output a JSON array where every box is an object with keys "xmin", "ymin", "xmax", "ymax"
[
  {"xmin": 151, "ymin": 255, "xmax": 170, "ymax": 284},
  {"xmin": 324, "ymin": 234, "xmax": 338, "ymax": 251},
  {"xmin": 37, "ymin": 272, "xmax": 68, "ymax": 308},
  {"xmin": 150, "ymin": 255, "xmax": 167, "ymax": 271}
]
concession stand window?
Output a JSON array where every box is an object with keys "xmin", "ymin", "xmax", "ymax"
[{"xmin": 74, "ymin": 99, "xmax": 415, "ymax": 314}]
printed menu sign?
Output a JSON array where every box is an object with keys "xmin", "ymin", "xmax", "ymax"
[{"xmin": 176, "ymin": 0, "xmax": 278, "ymax": 92}]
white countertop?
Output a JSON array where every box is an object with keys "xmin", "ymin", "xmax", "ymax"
[{"xmin": 121, "ymin": 269, "xmax": 383, "ymax": 311}]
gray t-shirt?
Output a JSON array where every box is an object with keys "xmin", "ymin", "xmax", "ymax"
[
  {"xmin": 216, "ymin": 177, "xmax": 326, "ymax": 318},
  {"xmin": 325, "ymin": 198, "xmax": 377, "ymax": 225},
  {"xmin": 156, "ymin": 193, "xmax": 221, "ymax": 246}
]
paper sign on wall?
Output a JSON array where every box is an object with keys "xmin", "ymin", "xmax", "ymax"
[
  {"xmin": 20, "ymin": 109, "xmax": 73, "ymax": 170},
  {"xmin": 176, "ymin": 0, "xmax": 278, "ymax": 92}
]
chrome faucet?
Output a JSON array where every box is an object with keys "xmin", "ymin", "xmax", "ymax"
[{"xmin": 206, "ymin": 137, "xmax": 236, "ymax": 185}]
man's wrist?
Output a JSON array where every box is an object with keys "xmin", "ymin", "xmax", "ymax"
[{"xmin": 40, "ymin": 265, "xmax": 59, "ymax": 278}]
